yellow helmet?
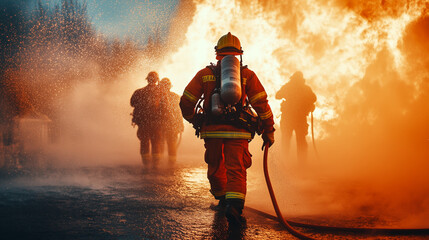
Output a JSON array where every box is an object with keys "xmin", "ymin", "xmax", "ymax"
[
  {"xmin": 215, "ymin": 32, "xmax": 243, "ymax": 55},
  {"xmin": 159, "ymin": 78, "xmax": 172, "ymax": 90},
  {"xmin": 146, "ymin": 71, "xmax": 159, "ymax": 84},
  {"xmin": 290, "ymin": 71, "xmax": 304, "ymax": 81}
]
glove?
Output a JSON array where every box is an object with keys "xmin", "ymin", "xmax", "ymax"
[
  {"xmin": 261, "ymin": 131, "xmax": 274, "ymax": 150},
  {"xmin": 191, "ymin": 112, "xmax": 205, "ymax": 137},
  {"xmin": 191, "ymin": 113, "xmax": 204, "ymax": 127}
]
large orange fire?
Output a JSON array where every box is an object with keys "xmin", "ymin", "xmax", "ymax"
[
  {"xmin": 162, "ymin": 0, "xmax": 426, "ymax": 135},
  {"xmin": 153, "ymin": 0, "xmax": 429, "ymax": 227}
]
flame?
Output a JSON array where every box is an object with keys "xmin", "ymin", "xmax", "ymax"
[
  {"xmin": 154, "ymin": 0, "xmax": 429, "ymax": 226},
  {"xmin": 159, "ymin": 0, "xmax": 426, "ymax": 139}
]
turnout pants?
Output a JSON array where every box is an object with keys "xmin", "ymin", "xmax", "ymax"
[
  {"xmin": 164, "ymin": 129, "xmax": 179, "ymax": 157},
  {"xmin": 281, "ymin": 116, "xmax": 309, "ymax": 162},
  {"xmin": 137, "ymin": 125, "xmax": 162, "ymax": 162},
  {"xmin": 203, "ymin": 138, "xmax": 252, "ymax": 201}
]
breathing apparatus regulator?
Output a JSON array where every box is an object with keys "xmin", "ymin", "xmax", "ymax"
[{"xmin": 192, "ymin": 32, "xmax": 261, "ymax": 137}]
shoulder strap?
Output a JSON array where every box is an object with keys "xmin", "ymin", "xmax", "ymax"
[
  {"xmin": 240, "ymin": 65, "xmax": 249, "ymax": 108},
  {"xmin": 207, "ymin": 62, "xmax": 221, "ymax": 89}
]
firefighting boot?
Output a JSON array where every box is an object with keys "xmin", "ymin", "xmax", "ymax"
[
  {"xmin": 141, "ymin": 153, "xmax": 151, "ymax": 166},
  {"xmin": 297, "ymin": 148, "xmax": 308, "ymax": 165},
  {"xmin": 168, "ymin": 155, "xmax": 177, "ymax": 163},
  {"xmin": 225, "ymin": 198, "xmax": 245, "ymax": 226},
  {"xmin": 152, "ymin": 153, "xmax": 162, "ymax": 169},
  {"xmin": 211, "ymin": 195, "xmax": 226, "ymax": 211}
]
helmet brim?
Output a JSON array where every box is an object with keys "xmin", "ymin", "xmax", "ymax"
[{"xmin": 216, "ymin": 51, "xmax": 243, "ymax": 56}]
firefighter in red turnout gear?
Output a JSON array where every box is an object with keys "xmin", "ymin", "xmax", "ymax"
[
  {"xmin": 130, "ymin": 71, "xmax": 163, "ymax": 167},
  {"xmin": 276, "ymin": 71, "xmax": 316, "ymax": 163},
  {"xmin": 180, "ymin": 32, "xmax": 275, "ymax": 226},
  {"xmin": 159, "ymin": 78, "xmax": 184, "ymax": 162}
]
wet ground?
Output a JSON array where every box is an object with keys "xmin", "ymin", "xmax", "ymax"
[{"xmin": 0, "ymin": 162, "xmax": 428, "ymax": 240}]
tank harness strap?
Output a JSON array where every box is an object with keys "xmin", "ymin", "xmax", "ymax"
[
  {"xmin": 240, "ymin": 65, "xmax": 248, "ymax": 107},
  {"xmin": 207, "ymin": 63, "xmax": 221, "ymax": 89}
]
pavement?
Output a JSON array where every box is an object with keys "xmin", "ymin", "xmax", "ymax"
[{"xmin": 0, "ymin": 161, "xmax": 427, "ymax": 240}]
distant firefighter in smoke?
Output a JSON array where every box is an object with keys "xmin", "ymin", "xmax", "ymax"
[
  {"xmin": 159, "ymin": 77, "xmax": 184, "ymax": 162},
  {"xmin": 130, "ymin": 71, "xmax": 163, "ymax": 167},
  {"xmin": 276, "ymin": 71, "xmax": 317, "ymax": 163},
  {"xmin": 180, "ymin": 32, "xmax": 275, "ymax": 227}
]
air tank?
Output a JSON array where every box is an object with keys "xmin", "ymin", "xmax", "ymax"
[
  {"xmin": 220, "ymin": 55, "xmax": 241, "ymax": 105},
  {"xmin": 211, "ymin": 90, "xmax": 224, "ymax": 116}
]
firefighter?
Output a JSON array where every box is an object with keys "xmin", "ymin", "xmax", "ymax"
[
  {"xmin": 159, "ymin": 78, "xmax": 184, "ymax": 162},
  {"xmin": 130, "ymin": 71, "xmax": 163, "ymax": 167},
  {"xmin": 275, "ymin": 71, "xmax": 317, "ymax": 163},
  {"xmin": 179, "ymin": 32, "xmax": 275, "ymax": 226}
]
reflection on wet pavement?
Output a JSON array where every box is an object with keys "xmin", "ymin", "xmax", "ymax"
[{"xmin": 0, "ymin": 165, "xmax": 427, "ymax": 239}]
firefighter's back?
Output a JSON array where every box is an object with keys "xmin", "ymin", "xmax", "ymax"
[{"xmin": 132, "ymin": 85, "xmax": 162, "ymax": 129}]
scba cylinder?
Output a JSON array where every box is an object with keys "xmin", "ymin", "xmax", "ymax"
[
  {"xmin": 211, "ymin": 91, "xmax": 224, "ymax": 116},
  {"xmin": 220, "ymin": 55, "xmax": 241, "ymax": 105}
]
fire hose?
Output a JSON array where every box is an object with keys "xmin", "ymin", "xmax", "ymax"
[
  {"xmin": 310, "ymin": 112, "xmax": 320, "ymax": 160},
  {"xmin": 263, "ymin": 143, "xmax": 315, "ymax": 240},
  {"xmin": 177, "ymin": 132, "xmax": 182, "ymax": 148},
  {"xmin": 259, "ymin": 144, "xmax": 429, "ymax": 239}
]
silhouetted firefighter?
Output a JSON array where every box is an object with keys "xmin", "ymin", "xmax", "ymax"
[
  {"xmin": 130, "ymin": 71, "xmax": 163, "ymax": 167},
  {"xmin": 180, "ymin": 32, "xmax": 275, "ymax": 227},
  {"xmin": 276, "ymin": 71, "xmax": 316, "ymax": 163},
  {"xmin": 159, "ymin": 77, "xmax": 184, "ymax": 162}
]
